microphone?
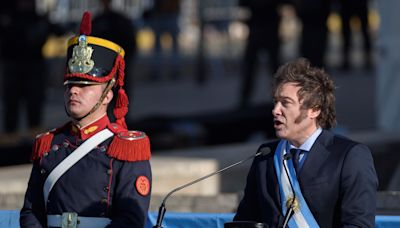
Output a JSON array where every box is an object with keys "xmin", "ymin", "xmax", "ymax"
[
  {"xmin": 153, "ymin": 147, "xmax": 272, "ymax": 228},
  {"xmin": 281, "ymin": 152, "xmax": 296, "ymax": 228}
]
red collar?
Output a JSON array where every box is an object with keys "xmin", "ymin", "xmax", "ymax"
[{"xmin": 71, "ymin": 115, "xmax": 110, "ymax": 140}]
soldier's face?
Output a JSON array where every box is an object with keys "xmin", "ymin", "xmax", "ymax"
[{"xmin": 64, "ymin": 83, "xmax": 105, "ymax": 119}]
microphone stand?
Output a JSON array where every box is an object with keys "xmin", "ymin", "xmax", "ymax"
[
  {"xmin": 282, "ymin": 206, "xmax": 294, "ymax": 228},
  {"xmin": 153, "ymin": 148, "xmax": 271, "ymax": 228}
]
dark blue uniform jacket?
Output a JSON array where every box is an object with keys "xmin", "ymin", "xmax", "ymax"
[{"xmin": 20, "ymin": 115, "xmax": 152, "ymax": 227}]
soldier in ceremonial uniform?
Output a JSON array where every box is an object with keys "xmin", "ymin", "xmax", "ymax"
[{"xmin": 20, "ymin": 12, "xmax": 152, "ymax": 228}]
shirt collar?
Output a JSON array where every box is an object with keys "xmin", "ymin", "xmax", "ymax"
[
  {"xmin": 71, "ymin": 114, "xmax": 110, "ymax": 140},
  {"xmin": 287, "ymin": 127, "xmax": 323, "ymax": 152}
]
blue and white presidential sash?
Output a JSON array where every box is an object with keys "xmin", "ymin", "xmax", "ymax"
[{"xmin": 274, "ymin": 140, "xmax": 319, "ymax": 228}]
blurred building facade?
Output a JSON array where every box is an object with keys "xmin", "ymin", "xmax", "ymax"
[{"xmin": 0, "ymin": 0, "xmax": 385, "ymax": 140}]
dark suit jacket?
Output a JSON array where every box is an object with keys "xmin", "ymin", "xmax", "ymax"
[{"xmin": 234, "ymin": 130, "xmax": 378, "ymax": 228}]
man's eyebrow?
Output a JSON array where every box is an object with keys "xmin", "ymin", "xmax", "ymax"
[{"xmin": 275, "ymin": 95, "xmax": 295, "ymax": 102}]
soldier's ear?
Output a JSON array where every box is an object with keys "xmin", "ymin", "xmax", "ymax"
[{"xmin": 103, "ymin": 89, "xmax": 114, "ymax": 105}]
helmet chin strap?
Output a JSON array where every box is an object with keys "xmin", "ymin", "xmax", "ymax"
[{"xmin": 66, "ymin": 78, "xmax": 116, "ymax": 123}]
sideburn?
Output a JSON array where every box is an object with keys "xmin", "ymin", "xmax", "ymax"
[{"xmin": 294, "ymin": 109, "xmax": 308, "ymax": 124}]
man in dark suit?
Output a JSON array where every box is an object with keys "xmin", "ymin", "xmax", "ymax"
[{"xmin": 233, "ymin": 58, "xmax": 378, "ymax": 227}]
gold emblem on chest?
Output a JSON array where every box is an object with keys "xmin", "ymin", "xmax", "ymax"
[{"xmin": 286, "ymin": 196, "xmax": 300, "ymax": 212}]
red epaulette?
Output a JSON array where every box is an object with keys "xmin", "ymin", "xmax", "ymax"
[
  {"xmin": 31, "ymin": 123, "xmax": 70, "ymax": 161},
  {"xmin": 106, "ymin": 123, "xmax": 151, "ymax": 162}
]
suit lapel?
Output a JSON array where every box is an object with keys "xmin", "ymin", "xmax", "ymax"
[{"xmin": 298, "ymin": 130, "xmax": 334, "ymax": 186}]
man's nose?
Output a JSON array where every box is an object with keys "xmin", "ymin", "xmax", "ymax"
[
  {"xmin": 272, "ymin": 103, "xmax": 281, "ymax": 116},
  {"xmin": 67, "ymin": 85, "xmax": 80, "ymax": 94}
]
